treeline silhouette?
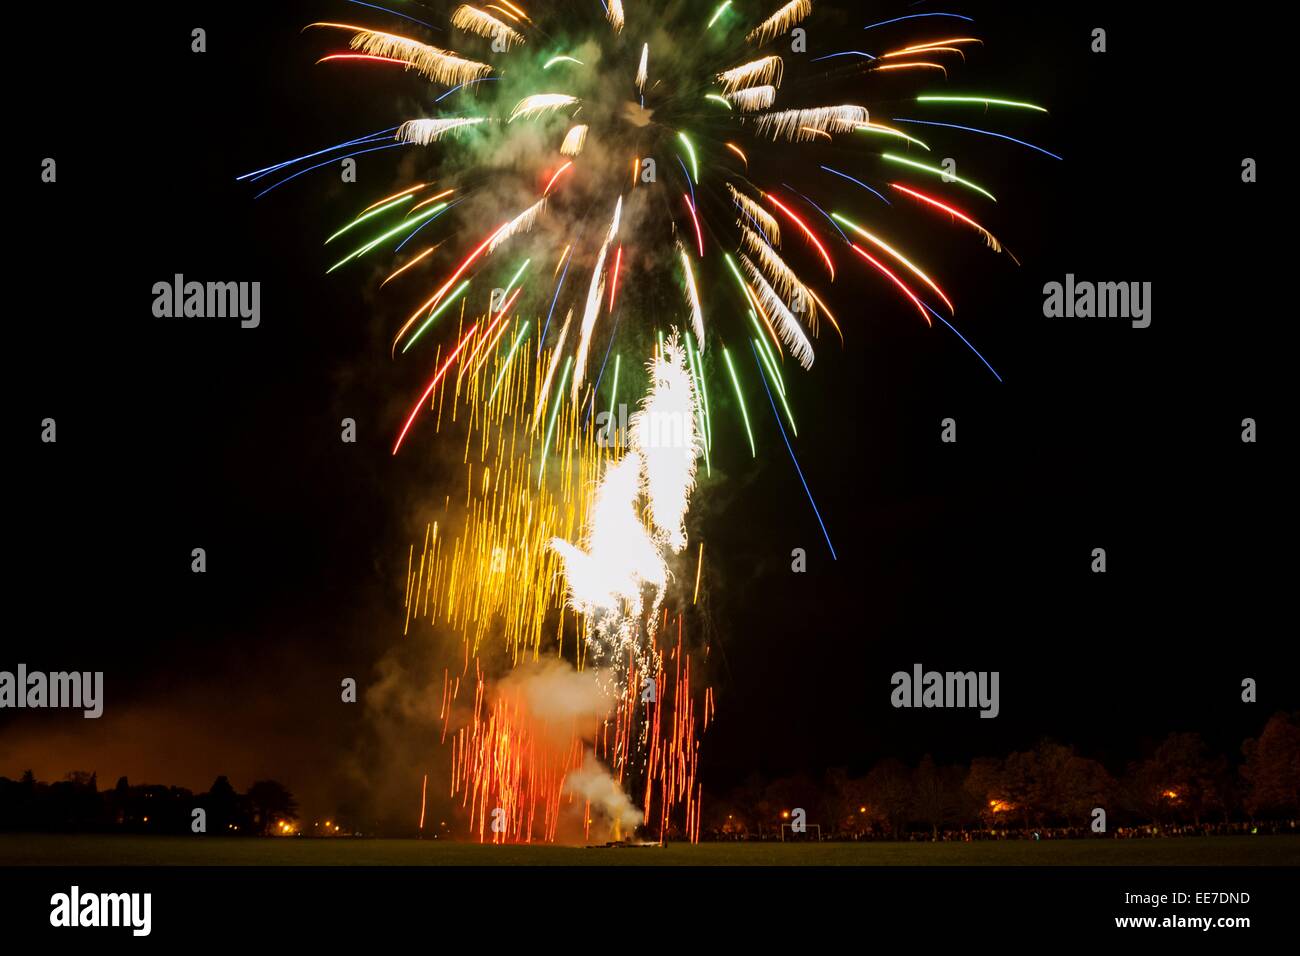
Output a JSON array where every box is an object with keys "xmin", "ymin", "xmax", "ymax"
[
  {"xmin": 699, "ymin": 711, "xmax": 1300, "ymax": 841},
  {"xmin": 0, "ymin": 772, "xmax": 298, "ymax": 836},
  {"xmin": 3, "ymin": 712, "xmax": 1297, "ymax": 840}
]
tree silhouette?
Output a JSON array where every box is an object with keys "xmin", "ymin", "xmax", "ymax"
[
  {"xmin": 1059, "ymin": 755, "xmax": 1115, "ymax": 826},
  {"xmin": 965, "ymin": 757, "xmax": 1013, "ymax": 827},
  {"xmin": 912, "ymin": 755, "xmax": 962, "ymax": 838},
  {"xmin": 825, "ymin": 767, "xmax": 873, "ymax": 835},
  {"xmin": 200, "ymin": 775, "xmax": 244, "ymax": 833},
  {"xmin": 1001, "ymin": 749, "xmax": 1039, "ymax": 830},
  {"xmin": 1145, "ymin": 733, "xmax": 1225, "ymax": 826},
  {"xmin": 245, "ymin": 780, "xmax": 299, "ymax": 835},
  {"xmin": 864, "ymin": 758, "xmax": 912, "ymax": 838},
  {"xmin": 1242, "ymin": 711, "xmax": 1300, "ymax": 819}
]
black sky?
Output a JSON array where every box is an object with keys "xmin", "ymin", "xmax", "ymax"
[{"xmin": 6, "ymin": 1, "xmax": 1290, "ymax": 822}]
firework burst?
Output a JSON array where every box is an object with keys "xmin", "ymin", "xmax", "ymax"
[{"xmin": 244, "ymin": 0, "xmax": 1058, "ymax": 843}]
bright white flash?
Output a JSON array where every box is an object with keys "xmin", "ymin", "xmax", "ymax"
[
  {"xmin": 631, "ymin": 338, "xmax": 700, "ymax": 554},
  {"xmin": 551, "ymin": 334, "xmax": 701, "ymax": 657},
  {"xmin": 636, "ymin": 44, "xmax": 649, "ymax": 93},
  {"xmin": 550, "ymin": 454, "xmax": 666, "ymax": 616}
]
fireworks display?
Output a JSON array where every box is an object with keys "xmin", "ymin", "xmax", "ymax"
[{"xmin": 242, "ymin": 1, "xmax": 1057, "ymax": 844}]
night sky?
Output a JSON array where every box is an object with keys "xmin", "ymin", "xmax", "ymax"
[{"xmin": 7, "ymin": 1, "xmax": 1288, "ymax": 825}]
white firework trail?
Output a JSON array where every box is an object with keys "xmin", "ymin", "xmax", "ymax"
[
  {"xmin": 677, "ymin": 243, "xmax": 706, "ymax": 348},
  {"xmin": 573, "ymin": 262, "xmax": 608, "ymax": 399},
  {"xmin": 636, "ymin": 43, "xmax": 649, "ymax": 93},
  {"xmin": 740, "ymin": 255, "xmax": 815, "ymax": 369},
  {"xmin": 726, "ymin": 86, "xmax": 775, "ymax": 111},
  {"xmin": 488, "ymin": 198, "xmax": 546, "ymax": 254},
  {"xmin": 728, "ymin": 183, "xmax": 780, "ymax": 244},
  {"xmin": 753, "ymin": 105, "xmax": 868, "ymax": 141},
  {"xmin": 746, "ymin": 0, "xmax": 813, "ymax": 46},
  {"xmin": 717, "ymin": 56, "xmax": 783, "ymax": 93},
  {"xmin": 509, "ymin": 93, "xmax": 580, "ymax": 122},
  {"xmin": 533, "ymin": 310, "xmax": 572, "ymax": 431},
  {"xmin": 342, "ymin": 28, "xmax": 492, "ymax": 86},
  {"xmin": 396, "ymin": 117, "xmax": 487, "ymax": 145},
  {"xmin": 451, "ymin": 5, "xmax": 526, "ymax": 48},
  {"xmin": 606, "ymin": 0, "xmax": 625, "ymax": 33},
  {"xmin": 740, "ymin": 225, "xmax": 813, "ymax": 314},
  {"xmin": 572, "ymin": 197, "xmax": 622, "ymax": 398},
  {"xmin": 561, "ymin": 124, "xmax": 589, "ymax": 156}
]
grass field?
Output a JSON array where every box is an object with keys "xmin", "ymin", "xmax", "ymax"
[{"xmin": 1, "ymin": 834, "xmax": 1296, "ymax": 866}]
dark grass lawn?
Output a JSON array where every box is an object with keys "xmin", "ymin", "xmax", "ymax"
[{"xmin": 2, "ymin": 835, "xmax": 1297, "ymax": 866}]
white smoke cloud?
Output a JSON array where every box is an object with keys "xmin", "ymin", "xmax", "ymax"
[
  {"xmin": 564, "ymin": 751, "xmax": 643, "ymax": 831},
  {"xmin": 495, "ymin": 660, "xmax": 643, "ymax": 840},
  {"xmin": 497, "ymin": 659, "xmax": 612, "ymax": 741}
]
